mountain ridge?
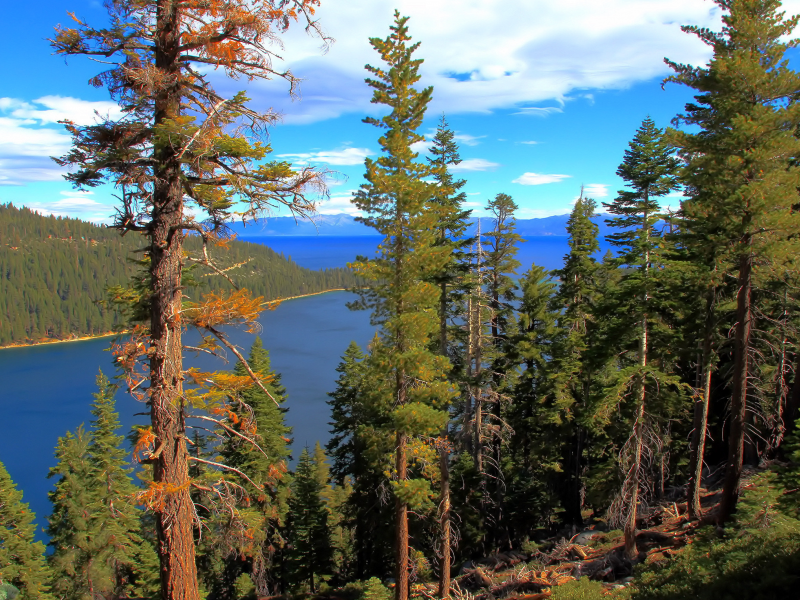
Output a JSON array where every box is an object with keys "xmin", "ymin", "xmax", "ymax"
[{"xmin": 230, "ymin": 213, "xmax": 621, "ymax": 238}]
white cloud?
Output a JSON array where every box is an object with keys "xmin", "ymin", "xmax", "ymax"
[
  {"xmin": 513, "ymin": 172, "xmax": 571, "ymax": 185},
  {"xmin": 454, "ymin": 133, "xmax": 485, "ymax": 146},
  {"xmin": 316, "ymin": 191, "xmax": 361, "ymax": 216},
  {"xmin": 451, "ymin": 158, "xmax": 500, "ymax": 172},
  {"xmin": 513, "ymin": 107, "xmax": 564, "ymax": 117},
  {"xmin": 582, "ymin": 183, "xmax": 609, "ymax": 198},
  {"xmin": 0, "ymin": 97, "xmax": 126, "ymax": 185},
  {"xmin": 520, "ymin": 140, "xmax": 540, "ymax": 145},
  {"xmin": 240, "ymin": 0, "xmax": 726, "ymax": 123},
  {"xmin": 7, "ymin": 96, "xmax": 123, "ymax": 125},
  {"xmin": 277, "ymin": 147, "xmax": 372, "ymax": 166},
  {"xmin": 24, "ymin": 191, "xmax": 115, "ymax": 224}
]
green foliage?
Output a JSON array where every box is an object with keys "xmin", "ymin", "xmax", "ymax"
[
  {"xmin": 0, "ymin": 203, "xmax": 361, "ymax": 345},
  {"xmin": 47, "ymin": 374, "xmax": 159, "ymax": 600},
  {"xmin": 286, "ymin": 447, "xmax": 334, "ymax": 592},
  {"xmin": 551, "ymin": 577, "xmax": 629, "ymax": 599},
  {"xmin": 326, "ymin": 342, "xmax": 395, "ymax": 580},
  {"xmin": 0, "ymin": 461, "xmax": 53, "ymax": 600},
  {"xmin": 339, "ymin": 577, "xmax": 393, "ymax": 600},
  {"xmin": 633, "ymin": 472, "xmax": 800, "ymax": 600},
  {"xmin": 198, "ymin": 338, "xmax": 293, "ymax": 598}
]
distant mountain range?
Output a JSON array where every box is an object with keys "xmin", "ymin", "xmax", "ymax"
[{"xmin": 230, "ymin": 213, "xmax": 621, "ymax": 238}]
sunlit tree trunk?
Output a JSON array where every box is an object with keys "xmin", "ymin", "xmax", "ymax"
[{"xmin": 149, "ymin": 1, "xmax": 200, "ymax": 597}]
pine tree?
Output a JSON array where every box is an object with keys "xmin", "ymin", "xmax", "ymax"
[
  {"xmin": 665, "ymin": 0, "xmax": 800, "ymax": 523},
  {"xmin": 600, "ymin": 116, "xmax": 682, "ymax": 558},
  {"xmin": 87, "ymin": 373, "xmax": 159, "ymax": 599},
  {"xmin": 47, "ymin": 427, "xmax": 96, "ymax": 600},
  {"xmin": 426, "ymin": 116, "xmax": 472, "ymax": 598},
  {"xmin": 548, "ymin": 193, "xmax": 601, "ymax": 525},
  {"xmin": 326, "ymin": 341, "xmax": 394, "ymax": 580},
  {"xmin": 350, "ymin": 14, "xmax": 456, "ymax": 598},
  {"xmin": 286, "ymin": 448, "xmax": 334, "ymax": 592},
  {"xmin": 47, "ymin": 375, "xmax": 159, "ymax": 600},
  {"xmin": 205, "ymin": 338, "xmax": 292, "ymax": 598},
  {"xmin": 504, "ymin": 264, "xmax": 560, "ymax": 541},
  {"xmin": 0, "ymin": 460, "xmax": 53, "ymax": 600},
  {"xmin": 481, "ymin": 193, "xmax": 522, "ymax": 548},
  {"xmin": 52, "ymin": 3, "xmax": 328, "ymax": 597}
]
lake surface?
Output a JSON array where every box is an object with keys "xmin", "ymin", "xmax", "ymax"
[{"xmin": 0, "ymin": 234, "xmax": 610, "ymax": 540}]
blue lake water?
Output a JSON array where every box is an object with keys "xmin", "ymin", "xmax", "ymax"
[{"xmin": 0, "ymin": 234, "xmax": 609, "ymax": 540}]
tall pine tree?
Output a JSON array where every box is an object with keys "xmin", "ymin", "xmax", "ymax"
[
  {"xmin": 666, "ymin": 0, "xmax": 800, "ymax": 522},
  {"xmin": 350, "ymin": 13, "xmax": 456, "ymax": 599}
]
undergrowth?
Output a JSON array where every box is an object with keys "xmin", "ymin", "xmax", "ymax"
[{"xmin": 631, "ymin": 471, "xmax": 800, "ymax": 600}]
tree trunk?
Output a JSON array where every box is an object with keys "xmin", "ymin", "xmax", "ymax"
[
  {"xmin": 438, "ymin": 447, "xmax": 451, "ymax": 599},
  {"xmin": 688, "ymin": 291, "xmax": 715, "ymax": 520},
  {"xmin": 624, "ymin": 352, "xmax": 646, "ymax": 560},
  {"xmin": 395, "ymin": 431, "xmax": 409, "ymax": 600},
  {"xmin": 624, "ymin": 213, "xmax": 649, "ymax": 560},
  {"xmin": 719, "ymin": 251, "xmax": 752, "ymax": 523},
  {"xmin": 150, "ymin": 1, "xmax": 200, "ymax": 598}
]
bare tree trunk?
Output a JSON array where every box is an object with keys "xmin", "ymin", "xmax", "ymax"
[
  {"xmin": 438, "ymin": 447, "xmax": 451, "ymax": 599},
  {"xmin": 688, "ymin": 290, "xmax": 715, "ymax": 520},
  {"xmin": 395, "ymin": 431, "xmax": 409, "ymax": 600},
  {"xmin": 720, "ymin": 250, "xmax": 752, "ymax": 523},
  {"xmin": 151, "ymin": 1, "xmax": 200, "ymax": 598},
  {"xmin": 624, "ymin": 333, "xmax": 647, "ymax": 560}
]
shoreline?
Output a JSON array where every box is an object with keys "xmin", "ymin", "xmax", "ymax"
[{"xmin": 0, "ymin": 288, "xmax": 351, "ymax": 351}]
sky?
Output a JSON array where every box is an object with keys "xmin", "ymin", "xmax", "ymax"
[{"xmin": 3, "ymin": 0, "xmax": 800, "ymax": 223}]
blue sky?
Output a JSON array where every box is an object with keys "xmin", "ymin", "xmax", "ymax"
[{"xmin": 2, "ymin": 0, "xmax": 797, "ymax": 223}]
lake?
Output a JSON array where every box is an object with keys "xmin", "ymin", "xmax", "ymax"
[{"xmin": 0, "ymin": 234, "xmax": 607, "ymax": 540}]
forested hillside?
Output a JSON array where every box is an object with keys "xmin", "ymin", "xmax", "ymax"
[{"xmin": 0, "ymin": 203, "xmax": 361, "ymax": 346}]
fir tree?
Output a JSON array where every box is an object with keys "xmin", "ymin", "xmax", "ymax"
[
  {"xmin": 350, "ymin": 13, "xmax": 456, "ymax": 599},
  {"xmin": 326, "ymin": 341, "xmax": 394, "ymax": 580},
  {"xmin": 548, "ymin": 193, "xmax": 601, "ymax": 525},
  {"xmin": 426, "ymin": 115, "xmax": 472, "ymax": 598},
  {"xmin": 599, "ymin": 117, "xmax": 682, "ymax": 558},
  {"xmin": 286, "ymin": 448, "xmax": 334, "ymax": 592},
  {"xmin": 0, "ymin": 461, "xmax": 52, "ymax": 600},
  {"xmin": 87, "ymin": 373, "xmax": 159, "ymax": 599},
  {"xmin": 504, "ymin": 264, "xmax": 560, "ymax": 541},
  {"xmin": 47, "ymin": 375, "xmax": 159, "ymax": 600},
  {"xmin": 47, "ymin": 427, "xmax": 96, "ymax": 600},
  {"xmin": 204, "ymin": 338, "xmax": 292, "ymax": 598},
  {"xmin": 665, "ymin": 0, "xmax": 800, "ymax": 522}
]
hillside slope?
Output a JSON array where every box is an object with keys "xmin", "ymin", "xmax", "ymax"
[{"xmin": 0, "ymin": 204, "xmax": 361, "ymax": 346}]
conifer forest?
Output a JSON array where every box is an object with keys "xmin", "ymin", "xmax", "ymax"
[{"xmin": 3, "ymin": 1, "xmax": 800, "ymax": 600}]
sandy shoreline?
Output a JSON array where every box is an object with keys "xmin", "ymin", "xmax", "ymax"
[{"xmin": 0, "ymin": 288, "xmax": 350, "ymax": 351}]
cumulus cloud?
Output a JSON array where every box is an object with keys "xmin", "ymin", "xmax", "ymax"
[
  {"xmin": 236, "ymin": 0, "xmax": 728, "ymax": 123},
  {"xmin": 513, "ymin": 172, "xmax": 571, "ymax": 185},
  {"xmin": 520, "ymin": 140, "xmax": 540, "ymax": 145},
  {"xmin": 0, "ymin": 97, "xmax": 125, "ymax": 185},
  {"xmin": 277, "ymin": 147, "xmax": 372, "ymax": 165},
  {"xmin": 451, "ymin": 158, "xmax": 500, "ymax": 172}
]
